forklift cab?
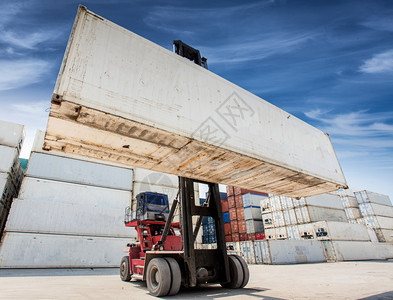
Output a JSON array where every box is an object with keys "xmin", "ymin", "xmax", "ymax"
[{"xmin": 135, "ymin": 192, "xmax": 170, "ymax": 222}]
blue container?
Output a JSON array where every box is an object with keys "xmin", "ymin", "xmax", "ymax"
[
  {"xmin": 220, "ymin": 192, "xmax": 227, "ymax": 200},
  {"xmin": 208, "ymin": 216, "xmax": 214, "ymax": 224},
  {"xmin": 208, "ymin": 235, "xmax": 217, "ymax": 243},
  {"xmin": 203, "ymin": 235, "xmax": 209, "ymax": 244},
  {"xmin": 202, "ymin": 216, "xmax": 209, "ymax": 225},
  {"xmin": 203, "ymin": 225, "xmax": 209, "ymax": 236},
  {"xmin": 200, "ymin": 198, "xmax": 206, "ymax": 205},
  {"xmin": 223, "ymin": 211, "xmax": 230, "ymax": 223},
  {"xmin": 207, "ymin": 224, "xmax": 215, "ymax": 235}
]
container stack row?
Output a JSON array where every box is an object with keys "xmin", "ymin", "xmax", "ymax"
[
  {"xmin": 0, "ymin": 121, "xmax": 24, "ymax": 240},
  {"xmin": 226, "ymin": 186, "xmax": 267, "ymax": 242},
  {"xmin": 355, "ymin": 190, "xmax": 393, "ymax": 242},
  {"xmin": 0, "ymin": 130, "xmax": 193, "ymax": 268}
]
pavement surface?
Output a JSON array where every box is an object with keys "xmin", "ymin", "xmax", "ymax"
[{"xmin": 0, "ymin": 261, "xmax": 393, "ymax": 299}]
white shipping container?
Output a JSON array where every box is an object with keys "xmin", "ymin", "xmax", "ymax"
[
  {"xmin": 0, "ymin": 145, "xmax": 19, "ymax": 175},
  {"xmin": 293, "ymin": 197, "xmax": 306, "ymax": 208},
  {"xmin": 322, "ymin": 240, "xmax": 393, "ymax": 261},
  {"xmin": 269, "ymin": 196, "xmax": 282, "ymax": 212},
  {"xmin": 0, "ymin": 120, "xmax": 24, "ymax": 150},
  {"xmin": 244, "ymin": 206, "xmax": 262, "ymax": 220},
  {"xmin": 265, "ymin": 228, "xmax": 276, "ymax": 240},
  {"xmin": 133, "ymin": 168, "xmax": 178, "ymax": 188},
  {"xmin": 261, "ymin": 240, "xmax": 326, "ymax": 264},
  {"xmin": 355, "ymin": 190, "xmax": 392, "ymax": 206},
  {"xmin": 226, "ymin": 242, "xmax": 241, "ymax": 256},
  {"xmin": 305, "ymin": 193, "xmax": 344, "ymax": 210},
  {"xmin": 0, "ymin": 232, "xmax": 133, "ymax": 268},
  {"xmin": 262, "ymin": 213, "xmax": 273, "ymax": 229},
  {"xmin": 283, "ymin": 209, "xmax": 297, "ymax": 225},
  {"xmin": 304, "ymin": 205, "xmax": 348, "ymax": 223},
  {"xmin": 260, "ymin": 198, "xmax": 271, "ymax": 213},
  {"xmin": 286, "ymin": 225, "xmax": 301, "ymax": 240},
  {"xmin": 272, "ymin": 211, "xmax": 285, "ymax": 227},
  {"xmin": 313, "ymin": 221, "xmax": 370, "ymax": 241},
  {"xmin": 294, "ymin": 207, "xmax": 304, "ymax": 224},
  {"xmin": 26, "ymin": 152, "xmax": 133, "ymax": 191},
  {"xmin": 298, "ymin": 224, "xmax": 315, "ymax": 239},
  {"xmin": 367, "ymin": 229, "xmax": 379, "ymax": 243},
  {"xmin": 364, "ymin": 215, "xmax": 393, "ymax": 230},
  {"xmin": 374, "ymin": 229, "xmax": 393, "ymax": 243},
  {"xmin": 275, "ymin": 227, "xmax": 287, "ymax": 240},
  {"xmin": 239, "ymin": 241, "xmax": 256, "ymax": 264},
  {"xmin": 242, "ymin": 193, "xmax": 266, "ymax": 207},
  {"xmin": 44, "ymin": 7, "xmax": 346, "ymax": 198},
  {"xmin": 358, "ymin": 203, "xmax": 393, "ymax": 218},
  {"xmin": 280, "ymin": 196, "xmax": 294, "ymax": 210},
  {"xmin": 253, "ymin": 240, "xmax": 269, "ymax": 264},
  {"xmin": 245, "ymin": 219, "xmax": 264, "ymax": 234},
  {"xmin": 340, "ymin": 196, "xmax": 358, "ymax": 208},
  {"xmin": 344, "ymin": 207, "xmax": 362, "ymax": 220}
]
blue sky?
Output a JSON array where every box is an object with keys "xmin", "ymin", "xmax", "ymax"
[{"xmin": 0, "ymin": 0, "xmax": 392, "ymax": 201}]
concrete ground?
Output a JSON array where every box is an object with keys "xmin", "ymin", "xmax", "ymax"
[{"xmin": 0, "ymin": 261, "xmax": 393, "ymax": 299}]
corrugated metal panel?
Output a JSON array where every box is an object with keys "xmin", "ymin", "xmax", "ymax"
[
  {"xmin": 305, "ymin": 194, "xmax": 344, "ymax": 210},
  {"xmin": 305, "ymin": 206, "xmax": 348, "ymax": 223},
  {"xmin": 239, "ymin": 241, "xmax": 256, "ymax": 264},
  {"xmin": 272, "ymin": 211, "xmax": 285, "ymax": 227},
  {"xmin": 26, "ymin": 152, "xmax": 133, "ymax": 190},
  {"xmin": 359, "ymin": 203, "xmax": 393, "ymax": 218},
  {"xmin": 355, "ymin": 191, "xmax": 392, "ymax": 206},
  {"xmin": 327, "ymin": 241, "xmax": 393, "ymax": 261},
  {"xmin": 0, "ymin": 120, "xmax": 24, "ymax": 150},
  {"xmin": 44, "ymin": 6, "xmax": 346, "ymax": 198},
  {"xmin": 0, "ymin": 145, "xmax": 18, "ymax": 175},
  {"xmin": 266, "ymin": 240, "xmax": 326, "ymax": 264},
  {"xmin": 0, "ymin": 232, "xmax": 133, "ymax": 268},
  {"xmin": 286, "ymin": 225, "xmax": 301, "ymax": 240},
  {"xmin": 364, "ymin": 215, "xmax": 393, "ymax": 230},
  {"xmin": 313, "ymin": 221, "xmax": 370, "ymax": 241}
]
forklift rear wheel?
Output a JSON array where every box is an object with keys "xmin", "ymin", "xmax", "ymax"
[
  {"xmin": 146, "ymin": 258, "xmax": 171, "ymax": 297},
  {"xmin": 220, "ymin": 255, "xmax": 244, "ymax": 289},
  {"xmin": 164, "ymin": 257, "xmax": 182, "ymax": 296},
  {"xmin": 120, "ymin": 256, "xmax": 131, "ymax": 281},
  {"xmin": 233, "ymin": 255, "xmax": 249, "ymax": 288}
]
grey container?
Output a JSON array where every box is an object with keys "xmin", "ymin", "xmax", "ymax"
[
  {"xmin": 26, "ymin": 152, "xmax": 133, "ymax": 190},
  {"xmin": 313, "ymin": 221, "xmax": 370, "ymax": 241},
  {"xmin": 0, "ymin": 120, "xmax": 24, "ymax": 151},
  {"xmin": 355, "ymin": 190, "xmax": 392, "ymax": 206},
  {"xmin": 245, "ymin": 219, "xmax": 264, "ymax": 234},
  {"xmin": 305, "ymin": 193, "xmax": 344, "ymax": 209},
  {"xmin": 303, "ymin": 205, "xmax": 348, "ymax": 223}
]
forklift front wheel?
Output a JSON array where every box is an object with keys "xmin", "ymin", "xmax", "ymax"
[
  {"xmin": 120, "ymin": 256, "xmax": 131, "ymax": 281},
  {"xmin": 146, "ymin": 258, "xmax": 171, "ymax": 297},
  {"xmin": 221, "ymin": 255, "xmax": 244, "ymax": 289},
  {"xmin": 164, "ymin": 257, "xmax": 182, "ymax": 296}
]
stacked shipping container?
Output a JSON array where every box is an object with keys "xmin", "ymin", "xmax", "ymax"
[{"xmin": 0, "ymin": 121, "xmax": 24, "ymax": 240}]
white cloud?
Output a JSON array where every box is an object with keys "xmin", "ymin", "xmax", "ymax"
[
  {"xmin": 0, "ymin": 30, "xmax": 59, "ymax": 50},
  {"xmin": 0, "ymin": 59, "xmax": 50, "ymax": 91},
  {"xmin": 359, "ymin": 50, "xmax": 393, "ymax": 73}
]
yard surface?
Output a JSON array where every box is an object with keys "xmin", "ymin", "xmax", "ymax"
[{"xmin": 1, "ymin": 261, "xmax": 393, "ymax": 299}]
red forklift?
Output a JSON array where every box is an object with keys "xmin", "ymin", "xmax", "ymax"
[
  {"xmin": 119, "ymin": 41, "xmax": 249, "ymax": 297},
  {"xmin": 120, "ymin": 178, "xmax": 249, "ymax": 297}
]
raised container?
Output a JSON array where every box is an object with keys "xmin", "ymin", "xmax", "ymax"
[
  {"xmin": 255, "ymin": 240, "xmax": 326, "ymax": 264},
  {"xmin": 355, "ymin": 191, "xmax": 392, "ymax": 206},
  {"xmin": 245, "ymin": 219, "xmax": 264, "ymax": 234},
  {"xmin": 313, "ymin": 221, "xmax": 370, "ymax": 241},
  {"xmin": 44, "ymin": 6, "xmax": 347, "ymax": 198},
  {"xmin": 26, "ymin": 152, "xmax": 133, "ymax": 191},
  {"xmin": 0, "ymin": 120, "xmax": 24, "ymax": 151},
  {"xmin": 244, "ymin": 206, "xmax": 262, "ymax": 220},
  {"xmin": 0, "ymin": 232, "xmax": 133, "ymax": 268}
]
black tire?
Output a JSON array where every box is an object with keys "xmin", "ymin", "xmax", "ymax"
[
  {"xmin": 233, "ymin": 255, "xmax": 249, "ymax": 288},
  {"xmin": 164, "ymin": 257, "xmax": 182, "ymax": 296},
  {"xmin": 120, "ymin": 256, "xmax": 131, "ymax": 282},
  {"xmin": 146, "ymin": 258, "xmax": 171, "ymax": 297},
  {"xmin": 221, "ymin": 255, "xmax": 244, "ymax": 289}
]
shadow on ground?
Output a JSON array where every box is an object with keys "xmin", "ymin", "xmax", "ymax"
[
  {"xmin": 0, "ymin": 268, "xmax": 119, "ymax": 277},
  {"xmin": 359, "ymin": 291, "xmax": 393, "ymax": 300}
]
